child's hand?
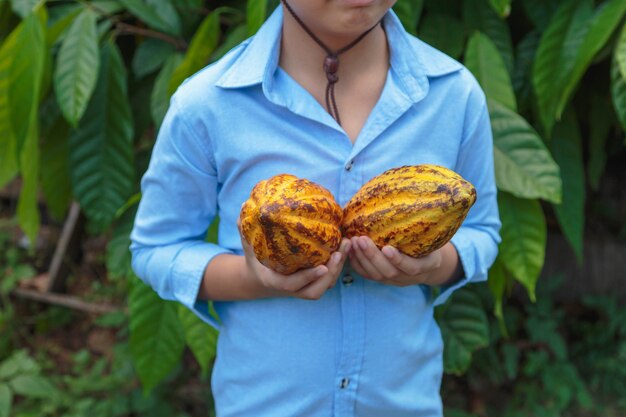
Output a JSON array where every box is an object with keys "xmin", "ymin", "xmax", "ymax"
[
  {"xmin": 348, "ymin": 236, "xmax": 446, "ymax": 287},
  {"xmin": 238, "ymin": 218, "xmax": 351, "ymax": 299}
]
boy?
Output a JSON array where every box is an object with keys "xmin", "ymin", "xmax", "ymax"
[{"xmin": 130, "ymin": 1, "xmax": 501, "ymax": 416}]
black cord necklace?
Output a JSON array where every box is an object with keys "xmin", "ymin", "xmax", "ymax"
[{"xmin": 280, "ymin": 0, "xmax": 381, "ymax": 126}]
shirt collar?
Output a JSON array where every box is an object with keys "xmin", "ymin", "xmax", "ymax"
[{"xmin": 215, "ymin": 6, "xmax": 462, "ymax": 102}]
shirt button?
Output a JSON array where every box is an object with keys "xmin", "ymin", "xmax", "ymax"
[
  {"xmin": 340, "ymin": 378, "xmax": 350, "ymax": 389},
  {"xmin": 342, "ymin": 274, "xmax": 354, "ymax": 286},
  {"xmin": 345, "ymin": 160, "xmax": 354, "ymax": 171}
]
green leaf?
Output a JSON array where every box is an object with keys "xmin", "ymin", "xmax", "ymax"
[
  {"xmin": 69, "ymin": 40, "xmax": 134, "ymax": 229},
  {"xmin": 9, "ymin": 0, "xmax": 37, "ymax": 18},
  {"xmin": 498, "ymin": 192, "xmax": 546, "ymax": 301},
  {"xmin": 211, "ymin": 23, "xmax": 247, "ymax": 62},
  {"xmin": 151, "ymin": 53, "xmax": 182, "ymax": 128},
  {"xmin": 106, "ymin": 211, "xmax": 134, "ymax": 280},
  {"xmin": 40, "ymin": 114, "xmax": 71, "ymax": 220},
  {"xmin": 393, "ymin": 0, "xmax": 424, "ymax": 35},
  {"xmin": 556, "ymin": 0, "xmax": 626, "ymax": 119},
  {"xmin": 465, "ymin": 31, "xmax": 516, "ymax": 111},
  {"xmin": 132, "ymin": 39, "xmax": 175, "ymax": 79},
  {"xmin": 119, "ymin": 0, "xmax": 181, "ymax": 36},
  {"xmin": 418, "ymin": 13, "xmax": 465, "ymax": 60},
  {"xmin": 463, "ymin": 0, "xmax": 514, "ymax": 74},
  {"xmin": 7, "ymin": 8, "xmax": 46, "ymax": 158},
  {"xmin": 436, "ymin": 288, "xmax": 489, "ymax": 375},
  {"xmin": 522, "ymin": 0, "xmax": 560, "ymax": 29},
  {"xmin": 532, "ymin": 0, "xmax": 593, "ymax": 137},
  {"xmin": 489, "ymin": 100, "xmax": 562, "ymax": 203},
  {"xmin": 9, "ymin": 375, "xmax": 56, "ymax": 398},
  {"xmin": 178, "ymin": 305, "xmax": 218, "ymax": 376},
  {"xmin": 617, "ymin": 22, "xmax": 626, "ymax": 80},
  {"xmin": 0, "ymin": 22, "xmax": 18, "ymax": 188},
  {"xmin": 168, "ymin": 8, "xmax": 225, "ymax": 96},
  {"xmin": 587, "ymin": 94, "xmax": 610, "ymax": 191},
  {"xmin": 17, "ymin": 120, "xmax": 40, "ymax": 244},
  {"xmin": 612, "ymin": 53, "xmax": 626, "ymax": 132},
  {"xmin": 487, "ymin": 257, "xmax": 507, "ymax": 331},
  {"xmin": 53, "ymin": 8, "xmax": 100, "ymax": 127},
  {"xmin": 512, "ymin": 30, "xmax": 541, "ymax": 109},
  {"xmin": 488, "ymin": 0, "xmax": 511, "ymax": 18},
  {"xmin": 247, "ymin": 0, "xmax": 267, "ymax": 36},
  {"xmin": 0, "ymin": 350, "xmax": 40, "ymax": 379},
  {"xmin": 0, "ymin": 385, "xmax": 12, "ymax": 417},
  {"xmin": 129, "ymin": 279, "xmax": 185, "ymax": 392},
  {"xmin": 12, "ymin": 9, "xmax": 45, "ymax": 244},
  {"xmin": 551, "ymin": 109, "xmax": 585, "ymax": 263}
]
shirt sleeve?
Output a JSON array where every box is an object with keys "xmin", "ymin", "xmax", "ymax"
[
  {"xmin": 130, "ymin": 95, "xmax": 232, "ymax": 328},
  {"xmin": 433, "ymin": 95, "xmax": 501, "ymax": 306}
]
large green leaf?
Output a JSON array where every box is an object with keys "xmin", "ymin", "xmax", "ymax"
[
  {"xmin": 465, "ymin": 31, "xmax": 516, "ymax": 111},
  {"xmin": 211, "ymin": 23, "xmax": 248, "ymax": 62},
  {"xmin": 418, "ymin": 13, "xmax": 465, "ymax": 60},
  {"xmin": 487, "ymin": 257, "xmax": 511, "ymax": 335},
  {"xmin": 7, "ymin": 8, "xmax": 46, "ymax": 158},
  {"xmin": 617, "ymin": 22, "xmax": 626, "ymax": 82},
  {"xmin": 0, "ymin": 385, "xmax": 11, "ymax": 417},
  {"xmin": 168, "ymin": 8, "xmax": 228, "ymax": 96},
  {"xmin": 132, "ymin": 38, "xmax": 175, "ymax": 79},
  {"xmin": 69, "ymin": 40, "xmax": 134, "ymax": 229},
  {"xmin": 393, "ymin": 0, "xmax": 424, "ymax": 35},
  {"xmin": 129, "ymin": 279, "xmax": 185, "ymax": 392},
  {"xmin": 587, "ymin": 94, "xmax": 610, "ymax": 191},
  {"xmin": 488, "ymin": 0, "xmax": 511, "ymax": 18},
  {"xmin": 556, "ymin": 0, "xmax": 626, "ymax": 119},
  {"xmin": 0, "ymin": 20, "xmax": 18, "ymax": 188},
  {"xmin": 118, "ymin": 0, "xmax": 181, "ymax": 36},
  {"xmin": 53, "ymin": 8, "xmax": 100, "ymax": 127},
  {"xmin": 498, "ymin": 192, "xmax": 546, "ymax": 302},
  {"xmin": 12, "ymin": 10, "xmax": 46, "ymax": 244},
  {"xmin": 247, "ymin": 0, "xmax": 267, "ymax": 36},
  {"xmin": 463, "ymin": 0, "xmax": 514, "ymax": 74},
  {"xmin": 489, "ymin": 100, "xmax": 562, "ymax": 203},
  {"xmin": 550, "ymin": 109, "xmax": 585, "ymax": 263},
  {"xmin": 46, "ymin": 4, "xmax": 82, "ymax": 47},
  {"xmin": 512, "ymin": 30, "xmax": 540, "ymax": 110},
  {"xmin": 436, "ymin": 288, "xmax": 489, "ymax": 375},
  {"xmin": 151, "ymin": 53, "xmax": 182, "ymax": 128},
  {"xmin": 178, "ymin": 305, "xmax": 218, "ymax": 376},
  {"xmin": 532, "ymin": 0, "xmax": 593, "ymax": 137},
  {"xmin": 612, "ymin": 54, "xmax": 626, "ymax": 132}
]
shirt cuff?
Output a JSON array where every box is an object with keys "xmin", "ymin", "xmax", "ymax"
[{"xmin": 171, "ymin": 242, "xmax": 232, "ymax": 329}]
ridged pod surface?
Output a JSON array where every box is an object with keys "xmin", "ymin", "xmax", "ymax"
[
  {"xmin": 240, "ymin": 174, "xmax": 343, "ymax": 274},
  {"xmin": 342, "ymin": 164, "xmax": 476, "ymax": 258}
]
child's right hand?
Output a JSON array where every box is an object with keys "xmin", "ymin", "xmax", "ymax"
[{"xmin": 237, "ymin": 218, "xmax": 351, "ymax": 300}]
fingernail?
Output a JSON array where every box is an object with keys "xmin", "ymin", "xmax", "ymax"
[
  {"xmin": 331, "ymin": 252, "xmax": 342, "ymax": 264},
  {"xmin": 382, "ymin": 246, "xmax": 396, "ymax": 258},
  {"xmin": 315, "ymin": 266, "xmax": 327, "ymax": 277},
  {"xmin": 358, "ymin": 237, "xmax": 368, "ymax": 250}
]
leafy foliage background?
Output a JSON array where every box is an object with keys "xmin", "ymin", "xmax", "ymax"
[{"xmin": 1, "ymin": 0, "xmax": 625, "ymax": 412}]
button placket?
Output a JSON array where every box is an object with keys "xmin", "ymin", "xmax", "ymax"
[
  {"xmin": 345, "ymin": 159, "xmax": 354, "ymax": 171},
  {"xmin": 342, "ymin": 273, "xmax": 354, "ymax": 286}
]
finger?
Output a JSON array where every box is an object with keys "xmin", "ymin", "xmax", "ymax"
[
  {"xmin": 381, "ymin": 246, "xmax": 440, "ymax": 277},
  {"xmin": 348, "ymin": 250, "xmax": 369, "ymax": 278},
  {"xmin": 270, "ymin": 264, "xmax": 328, "ymax": 293},
  {"xmin": 355, "ymin": 236, "xmax": 404, "ymax": 280},
  {"xmin": 350, "ymin": 237, "xmax": 386, "ymax": 280},
  {"xmin": 326, "ymin": 239, "xmax": 352, "ymax": 288},
  {"xmin": 295, "ymin": 263, "xmax": 337, "ymax": 300}
]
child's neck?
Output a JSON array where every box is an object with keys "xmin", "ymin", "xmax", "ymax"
[{"xmin": 278, "ymin": 12, "xmax": 388, "ymax": 90}]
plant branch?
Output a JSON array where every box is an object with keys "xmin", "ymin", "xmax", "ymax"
[{"xmin": 114, "ymin": 22, "xmax": 187, "ymax": 50}]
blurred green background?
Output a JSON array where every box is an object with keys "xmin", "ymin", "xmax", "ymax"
[{"xmin": 1, "ymin": 0, "xmax": 626, "ymax": 416}]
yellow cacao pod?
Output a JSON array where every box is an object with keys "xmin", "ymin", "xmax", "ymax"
[
  {"xmin": 240, "ymin": 174, "xmax": 343, "ymax": 274},
  {"xmin": 342, "ymin": 164, "xmax": 476, "ymax": 258}
]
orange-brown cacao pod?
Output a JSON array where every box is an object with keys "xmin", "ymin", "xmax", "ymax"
[
  {"xmin": 239, "ymin": 174, "xmax": 343, "ymax": 274},
  {"xmin": 342, "ymin": 164, "xmax": 476, "ymax": 258}
]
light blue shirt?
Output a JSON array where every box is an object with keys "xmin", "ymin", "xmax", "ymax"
[{"xmin": 131, "ymin": 7, "xmax": 501, "ymax": 417}]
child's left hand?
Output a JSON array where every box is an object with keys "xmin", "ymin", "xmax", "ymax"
[{"xmin": 348, "ymin": 236, "xmax": 446, "ymax": 287}]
